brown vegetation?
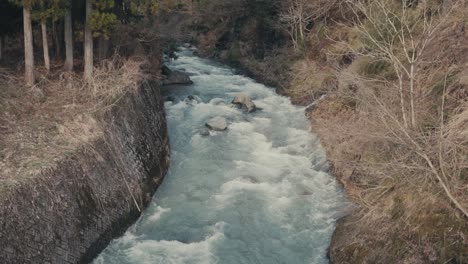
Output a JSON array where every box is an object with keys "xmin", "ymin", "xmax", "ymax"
[
  {"xmin": 0, "ymin": 54, "xmax": 147, "ymax": 188},
  {"xmin": 303, "ymin": 0, "xmax": 468, "ymax": 262},
  {"xmin": 183, "ymin": 0, "xmax": 468, "ymax": 262}
]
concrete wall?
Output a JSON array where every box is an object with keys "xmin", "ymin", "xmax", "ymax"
[{"xmin": 0, "ymin": 80, "xmax": 170, "ymax": 264}]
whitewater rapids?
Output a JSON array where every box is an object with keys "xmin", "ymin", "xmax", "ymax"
[{"xmin": 94, "ymin": 48, "xmax": 345, "ymax": 264}]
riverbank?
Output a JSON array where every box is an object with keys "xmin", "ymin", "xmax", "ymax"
[{"xmin": 0, "ymin": 54, "xmax": 170, "ymax": 262}]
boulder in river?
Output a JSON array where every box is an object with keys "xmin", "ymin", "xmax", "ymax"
[
  {"xmin": 185, "ymin": 95, "xmax": 203, "ymax": 105},
  {"xmin": 199, "ymin": 127, "xmax": 211, "ymax": 136},
  {"xmin": 210, "ymin": 98, "xmax": 226, "ymax": 105},
  {"xmin": 162, "ymin": 65, "xmax": 194, "ymax": 86},
  {"xmin": 187, "ymin": 95, "xmax": 203, "ymax": 102},
  {"xmin": 206, "ymin": 116, "xmax": 228, "ymax": 131},
  {"xmin": 232, "ymin": 94, "xmax": 256, "ymax": 113}
]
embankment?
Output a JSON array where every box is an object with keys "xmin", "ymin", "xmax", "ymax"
[{"xmin": 0, "ymin": 80, "xmax": 170, "ymax": 264}]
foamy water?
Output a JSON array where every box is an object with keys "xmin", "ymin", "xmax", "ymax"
[{"xmin": 93, "ymin": 48, "xmax": 345, "ymax": 264}]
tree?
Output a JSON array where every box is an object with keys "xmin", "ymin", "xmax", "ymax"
[
  {"xmin": 92, "ymin": 0, "xmax": 117, "ymax": 62},
  {"xmin": 64, "ymin": 1, "xmax": 73, "ymax": 71},
  {"xmin": 38, "ymin": 1, "xmax": 51, "ymax": 72},
  {"xmin": 125, "ymin": 0, "xmax": 179, "ymax": 16},
  {"xmin": 84, "ymin": 0, "xmax": 121, "ymax": 80},
  {"xmin": 280, "ymin": 0, "xmax": 313, "ymax": 52},
  {"xmin": 11, "ymin": 0, "xmax": 38, "ymax": 85},
  {"xmin": 32, "ymin": 0, "xmax": 67, "ymax": 73},
  {"xmin": 84, "ymin": 0, "xmax": 93, "ymax": 81},
  {"xmin": 345, "ymin": 0, "xmax": 452, "ymax": 129},
  {"xmin": 23, "ymin": 2, "xmax": 35, "ymax": 85},
  {"xmin": 342, "ymin": 0, "xmax": 468, "ymax": 217}
]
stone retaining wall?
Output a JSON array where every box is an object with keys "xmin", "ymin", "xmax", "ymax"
[{"xmin": 0, "ymin": 80, "xmax": 170, "ymax": 264}]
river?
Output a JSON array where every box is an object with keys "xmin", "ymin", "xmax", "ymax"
[{"xmin": 93, "ymin": 48, "xmax": 345, "ymax": 264}]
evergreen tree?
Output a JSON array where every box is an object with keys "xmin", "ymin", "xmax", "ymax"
[{"xmin": 33, "ymin": 0, "xmax": 67, "ymax": 72}]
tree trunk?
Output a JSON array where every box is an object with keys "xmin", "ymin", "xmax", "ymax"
[
  {"xmin": 23, "ymin": 6, "xmax": 34, "ymax": 86},
  {"xmin": 397, "ymin": 73, "xmax": 408, "ymax": 128},
  {"xmin": 84, "ymin": 0, "xmax": 93, "ymax": 82},
  {"xmin": 64, "ymin": 8, "xmax": 73, "ymax": 71},
  {"xmin": 41, "ymin": 19, "xmax": 50, "ymax": 72},
  {"xmin": 409, "ymin": 62, "xmax": 416, "ymax": 128}
]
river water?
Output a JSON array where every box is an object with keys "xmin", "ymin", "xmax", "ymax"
[{"xmin": 93, "ymin": 48, "xmax": 345, "ymax": 264}]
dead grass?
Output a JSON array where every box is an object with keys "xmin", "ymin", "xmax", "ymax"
[
  {"xmin": 0, "ymin": 56, "xmax": 146, "ymax": 186},
  {"xmin": 309, "ymin": 85, "xmax": 468, "ymax": 262},
  {"xmin": 283, "ymin": 1, "xmax": 468, "ymax": 262}
]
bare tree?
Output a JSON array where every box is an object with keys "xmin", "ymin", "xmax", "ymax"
[
  {"xmin": 280, "ymin": 0, "xmax": 342, "ymax": 51},
  {"xmin": 364, "ymin": 77, "xmax": 468, "ymax": 218},
  {"xmin": 280, "ymin": 0, "xmax": 313, "ymax": 51},
  {"xmin": 343, "ymin": 0, "xmax": 453, "ymax": 128},
  {"xmin": 335, "ymin": 0, "xmax": 468, "ymax": 217}
]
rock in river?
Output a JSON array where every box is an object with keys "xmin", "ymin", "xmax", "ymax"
[
  {"xmin": 199, "ymin": 127, "xmax": 211, "ymax": 136},
  {"xmin": 206, "ymin": 116, "xmax": 228, "ymax": 131},
  {"xmin": 162, "ymin": 65, "xmax": 194, "ymax": 86},
  {"xmin": 232, "ymin": 94, "xmax": 256, "ymax": 113}
]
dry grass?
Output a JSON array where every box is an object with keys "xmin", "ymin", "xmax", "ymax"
[
  {"xmin": 0, "ymin": 56, "xmax": 146, "ymax": 186},
  {"xmin": 280, "ymin": 1, "xmax": 468, "ymax": 262},
  {"xmin": 308, "ymin": 73, "xmax": 468, "ymax": 262}
]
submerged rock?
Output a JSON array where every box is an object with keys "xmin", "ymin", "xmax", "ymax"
[
  {"xmin": 232, "ymin": 94, "xmax": 256, "ymax": 113},
  {"xmin": 199, "ymin": 127, "xmax": 211, "ymax": 136},
  {"xmin": 164, "ymin": 96, "xmax": 176, "ymax": 102},
  {"xmin": 205, "ymin": 116, "xmax": 228, "ymax": 131},
  {"xmin": 187, "ymin": 95, "xmax": 203, "ymax": 102},
  {"xmin": 210, "ymin": 98, "xmax": 226, "ymax": 105},
  {"xmin": 185, "ymin": 95, "xmax": 203, "ymax": 105},
  {"xmin": 161, "ymin": 65, "xmax": 194, "ymax": 86}
]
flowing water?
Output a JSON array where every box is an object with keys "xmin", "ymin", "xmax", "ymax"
[{"xmin": 94, "ymin": 48, "xmax": 346, "ymax": 264}]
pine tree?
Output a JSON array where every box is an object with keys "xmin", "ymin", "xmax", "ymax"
[
  {"xmin": 33, "ymin": 0, "xmax": 68, "ymax": 72},
  {"xmin": 92, "ymin": 0, "xmax": 117, "ymax": 62}
]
